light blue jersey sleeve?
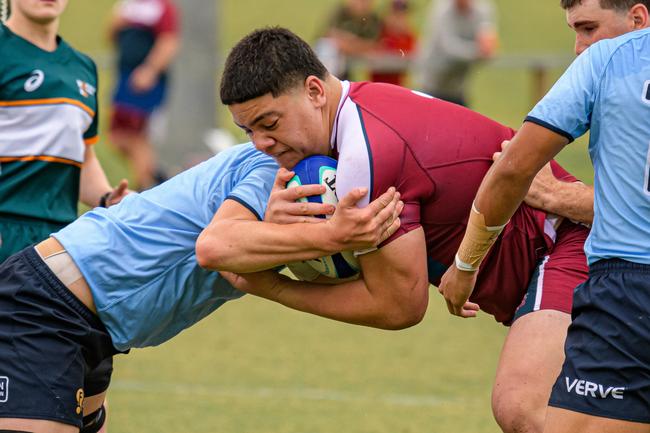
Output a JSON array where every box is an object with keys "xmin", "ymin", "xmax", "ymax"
[
  {"xmin": 225, "ymin": 160, "xmax": 277, "ymax": 221},
  {"xmin": 526, "ymin": 38, "xmax": 616, "ymax": 141}
]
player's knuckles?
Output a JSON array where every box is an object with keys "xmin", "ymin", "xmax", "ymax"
[{"xmin": 291, "ymin": 186, "xmax": 306, "ymax": 199}]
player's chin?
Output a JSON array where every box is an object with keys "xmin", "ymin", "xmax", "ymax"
[
  {"xmin": 29, "ymin": 12, "xmax": 61, "ymax": 24},
  {"xmin": 276, "ymin": 152, "xmax": 300, "ymax": 169}
]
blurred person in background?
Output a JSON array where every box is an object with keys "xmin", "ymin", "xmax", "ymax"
[
  {"xmin": 369, "ymin": 0, "xmax": 417, "ymax": 86},
  {"xmin": 321, "ymin": 0, "xmax": 382, "ymax": 79},
  {"xmin": 416, "ymin": 0, "xmax": 498, "ymax": 106},
  {"xmin": 107, "ymin": 0, "xmax": 180, "ymax": 190},
  {"xmin": 0, "ymin": 0, "xmax": 128, "ymax": 265}
]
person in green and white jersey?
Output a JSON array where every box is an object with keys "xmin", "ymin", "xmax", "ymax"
[{"xmin": 0, "ymin": 0, "xmax": 129, "ymax": 263}]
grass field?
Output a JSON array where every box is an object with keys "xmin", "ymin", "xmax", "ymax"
[{"xmin": 57, "ymin": 2, "xmax": 594, "ymax": 432}]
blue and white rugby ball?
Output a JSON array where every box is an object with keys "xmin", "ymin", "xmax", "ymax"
[{"xmin": 287, "ymin": 156, "xmax": 360, "ymax": 279}]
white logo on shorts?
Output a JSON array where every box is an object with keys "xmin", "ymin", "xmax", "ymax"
[
  {"xmin": 565, "ymin": 376, "xmax": 625, "ymax": 399},
  {"xmin": 0, "ymin": 376, "xmax": 8, "ymax": 403},
  {"xmin": 24, "ymin": 70, "xmax": 45, "ymax": 92}
]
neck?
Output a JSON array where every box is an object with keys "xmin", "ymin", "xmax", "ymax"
[
  {"xmin": 325, "ymin": 75, "xmax": 343, "ymax": 150},
  {"xmin": 6, "ymin": 13, "xmax": 59, "ymax": 51}
]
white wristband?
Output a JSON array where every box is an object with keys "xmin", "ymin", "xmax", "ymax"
[{"xmin": 455, "ymin": 253, "xmax": 478, "ymax": 272}]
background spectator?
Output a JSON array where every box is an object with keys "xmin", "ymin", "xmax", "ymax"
[
  {"xmin": 322, "ymin": 0, "xmax": 382, "ymax": 79},
  {"xmin": 370, "ymin": 0, "xmax": 416, "ymax": 86},
  {"xmin": 417, "ymin": 0, "xmax": 498, "ymax": 106},
  {"xmin": 108, "ymin": 0, "xmax": 180, "ymax": 190}
]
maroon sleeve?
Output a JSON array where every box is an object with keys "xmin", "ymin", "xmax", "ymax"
[
  {"xmin": 550, "ymin": 160, "xmax": 579, "ymax": 183},
  {"xmin": 155, "ymin": 0, "xmax": 180, "ymax": 35},
  {"xmin": 360, "ymin": 111, "xmax": 431, "ymax": 247}
]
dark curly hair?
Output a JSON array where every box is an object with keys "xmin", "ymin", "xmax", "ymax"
[
  {"xmin": 220, "ymin": 27, "xmax": 328, "ymax": 105},
  {"xmin": 561, "ymin": 0, "xmax": 650, "ymax": 12}
]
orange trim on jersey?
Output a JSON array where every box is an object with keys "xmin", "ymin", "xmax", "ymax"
[
  {"xmin": 0, "ymin": 155, "xmax": 82, "ymax": 168},
  {"xmin": 0, "ymin": 98, "xmax": 95, "ymax": 117},
  {"xmin": 84, "ymin": 136, "xmax": 99, "ymax": 146}
]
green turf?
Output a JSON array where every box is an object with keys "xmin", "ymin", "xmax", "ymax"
[{"xmin": 57, "ymin": 2, "xmax": 593, "ymax": 432}]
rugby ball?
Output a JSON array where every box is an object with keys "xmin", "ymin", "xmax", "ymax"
[{"xmin": 287, "ymin": 156, "xmax": 360, "ymax": 279}]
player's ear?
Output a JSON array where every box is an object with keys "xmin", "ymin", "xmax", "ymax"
[
  {"xmin": 630, "ymin": 3, "xmax": 648, "ymax": 29},
  {"xmin": 304, "ymin": 76, "xmax": 326, "ymax": 108}
]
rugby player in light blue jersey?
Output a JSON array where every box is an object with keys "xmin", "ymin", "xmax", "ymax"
[
  {"xmin": 441, "ymin": 5, "xmax": 650, "ymax": 433},
  {"xmin": 0, "ymin": 142, "xmax": 400, "ymax": 433}
]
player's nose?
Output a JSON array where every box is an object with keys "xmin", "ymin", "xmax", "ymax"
[
  {"xmin": 252, "ymin": 132, "xmax": 276, "ymax": 154},
  {"xmin": 574, "ymin": 37, "xmax": 588, "ymax": 56}
]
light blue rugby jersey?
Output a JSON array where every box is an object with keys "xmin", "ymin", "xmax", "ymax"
[
  {"xmin": 527, "ymin": 28, "xmax": 650, "ymax": 265},
  {"xmin": 54, "ymin": 143, "xmax": 277, "ymax": 351}
]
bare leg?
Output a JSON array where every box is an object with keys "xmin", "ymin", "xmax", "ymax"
[
  {"xmin": 84, "ymin": 391, "xmax": 108, "ymax": 433},
  {"xmin": 544, "ymin": 406, "xmax": 650, "ymax": 433},
  {"xmin": 492, "ymin": 310, "xmax": 570, "ymax": 433},
  {"xmin": 110, "ymin": 130, "xmax": 155, "ymax": 190},
  {"xmin": 0, "ymin": 418, "xmax": 78, "ymax": 432},
  {"xmin": 129, "ymin": 133, "xmax": 156, "ymax": 190}
]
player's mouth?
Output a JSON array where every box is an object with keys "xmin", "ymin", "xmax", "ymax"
[{"xmin": 271, "ymin": 150, "xmax": 289, "ymax": 159}]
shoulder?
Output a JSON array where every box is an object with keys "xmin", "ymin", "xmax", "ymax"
[
  {"xmin": 0, "ymin": 24, "xmax": 12, "ymax": 53},
  {"xmin": 162, "ymin": 0, "xmax": 178, "ymax": 13},
  {"xmin": 586, "ymin": 28, "xmax": 650, "ymax": 69},
  {"xmin": 475, "ymin": 0, "xmax": 495, "ymax": 13},
  {"xmin": 60, "ymin": 39, "xmax": 98, "ymax": 76},
  {"xmin": 206, "ymin": 143, "xmax": 277, "ymax": 178}
]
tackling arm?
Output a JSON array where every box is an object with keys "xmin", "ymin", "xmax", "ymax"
[
  {"xmin": 477, "ymin": 123, "xmax": 571, "ymax": 227},
  {"xmin": 196, "ymin": 186, "xmax": 402, "ymax": 273},
  {"xmin": 221, "ymin": 228, "xmax": 430, "ymax": 330},
  {"xmin": 525, "ymin": 163, "xmax": 593, "ymax": 224},
  {"xmin": 438, "ymin": 122, "xmax": 569, "ymax": 316},
  {"xmin": 494, "ymin": 142, "xmax": 594, "ymax": 224}
]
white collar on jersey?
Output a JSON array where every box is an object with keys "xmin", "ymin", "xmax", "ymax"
[{"xmin": 330, "ymin": 80, "xmax": 351, "ymax": 149}]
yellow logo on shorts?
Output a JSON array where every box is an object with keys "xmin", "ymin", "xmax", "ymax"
[{"xmin": 75, "ymin": 388, "xmax": 84, "ymax": 414}]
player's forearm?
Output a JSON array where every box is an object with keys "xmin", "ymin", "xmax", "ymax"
[
  {"xmin": 142, "ymin": 33, "xmax": 180, "ymax": 74},
  {"xmin": 477, "ymin": 123, "xmax": 569, "ymax": 226},
  {"xmin": 536, "ymin": 182, "xmax": 594, "ymax": 225},
  {"xmin": 456, "ymin": 123, "xmax": 568, "ymax": 271},
  {"xmin": 258, "ymin": 276, "xmax": 421, "ymax": 330},
  {"xmin": 196, "ymin": 220, "xmax": 341, "ymax": 273},
  {"xmin": 79, "ymin": 147, "xmax": 112, "ymax": 207}
]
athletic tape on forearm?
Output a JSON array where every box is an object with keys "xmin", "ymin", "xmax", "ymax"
[{"xmin": 455, "ymin": 203, "xmax": 506, "ymax": 272}]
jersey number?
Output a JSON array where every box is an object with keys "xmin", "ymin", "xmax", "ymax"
[
  {"xmin": 645, "ymin": 141, "xmax": 650, "ymax": 195},
  {"xmin": 643, "ymin": 80, "xmax": 650, "ymax": 105}
]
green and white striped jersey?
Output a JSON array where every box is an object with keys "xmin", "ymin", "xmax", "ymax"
[{"xmin": 0, "ymin": 23, "xmax": 99, "ymax": 224}]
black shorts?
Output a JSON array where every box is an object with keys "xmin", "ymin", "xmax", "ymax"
[
  {"xmin": 549, "ymin": 259, "xmax": 650, "ymax": 424},
  {"xmin": 0, "ymin": 248, "xmax": 119, "ymax": 428}
]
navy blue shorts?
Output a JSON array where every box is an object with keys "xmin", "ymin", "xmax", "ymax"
[
  {"xmin": 0, "ymin": 248, "xmax": 119, "ymax": 428},
  {"xmin": 549, "ymin": 259, "xmax": 650, "ymax": 423}
]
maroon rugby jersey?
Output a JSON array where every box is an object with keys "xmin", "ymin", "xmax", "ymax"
[{"xmin": 333, "ymin": 81, "xmax": 574, "ymax": 323}]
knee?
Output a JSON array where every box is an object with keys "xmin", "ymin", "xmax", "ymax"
[{"xmin": 492, "ymin": 387, "xmax": 545, "ymax": 433}]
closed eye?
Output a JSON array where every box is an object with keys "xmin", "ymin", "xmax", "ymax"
[
  {"xmin": 574, "ymin": 21, "xmax": 598, "ymax": 34},
  {"xmin": 239, "ymin": 125, "xmax": 253, "ymax": 137},
  {"xmin": 264, "ymin": 120, "xmax": 278, "ymax": 130}
]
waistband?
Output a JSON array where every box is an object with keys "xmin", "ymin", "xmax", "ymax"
[
  {"xmin": 34, "ymin": 237, "xmax": 97, "ymax": 314},
  {"xmin": 21, "ymin": 246, "xmax": 104, "ymax": 329},
  {"xmin": 589, "ymin": 258, "xmax": 650, "ymax": 275}
]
